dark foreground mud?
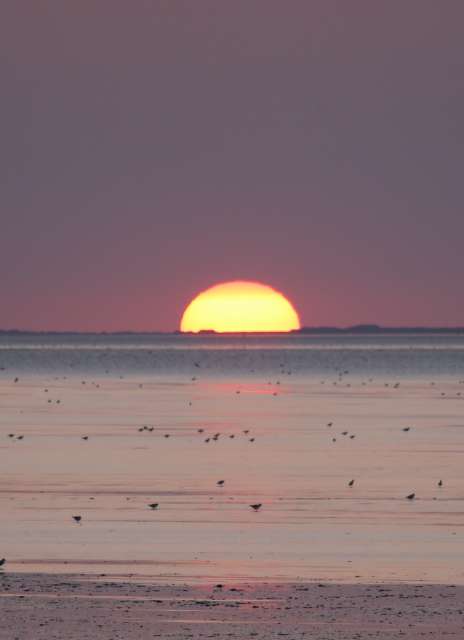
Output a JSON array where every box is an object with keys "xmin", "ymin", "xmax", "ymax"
[{"xmin": 1, "ymin": 573, "xmax": 463, "ymax": 639}]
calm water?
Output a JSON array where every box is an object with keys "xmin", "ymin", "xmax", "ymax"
[{"xmin": 1, "ymin": 334, "xmax": 464, "ymax": 583}]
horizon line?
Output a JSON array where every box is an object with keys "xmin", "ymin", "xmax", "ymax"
[{"xmin": 1, "ymin": 324, "xmax": 464, "ymax": 336}]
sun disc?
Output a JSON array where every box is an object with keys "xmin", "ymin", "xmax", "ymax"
[{"xmin": 180, "ymin": 281, "xmax": 300, "ymax": 333}]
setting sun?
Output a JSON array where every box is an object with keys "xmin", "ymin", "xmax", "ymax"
[{"xmin": 180, "ymin": 281, "xmax": 300, "ymax": 333}]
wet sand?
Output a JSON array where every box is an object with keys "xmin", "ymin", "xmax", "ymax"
[{"xmin": 1, "ymin": 573, "xmax": 464, "ymax": 639}]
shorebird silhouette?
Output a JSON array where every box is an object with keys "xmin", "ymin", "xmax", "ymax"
[
  {"xmin": 0, "ymin": 558, "xmax": 5, "ymax": 567},
  {"xmin": 406, "ymin": 493, "xmax": 415, "ymax": 500},
  {"xmin": 438, "ymin": 480, "xmax": 443, "ymax": 487},
  {"xmin": 327, "ymin": 422, "xmax": 333, "ymax": 427},
  {"xmin": 148, "ymin": 503, "xmax": 159, "ymax": 510},
  {"xmin": 198, "ymin": 428, "xmax": 204, "ymax": 433},
  {"xmin": 81, "ymin": 436, "xmax": 89, "ymax": 440},
  {"xmin": 250, "ymin": 503, "xmax": 262, "ymax": 511},
  {"xmin": 402, "ymin": 427, "xmax": 411, "ymax": 432},
  {"xmin": 217, "ymin": 480, "xmax": 225, "ymax": 486},
  {"xmin": 348, "ymin": 479, "xmax": 355, "ymax": 487},
  {"xmin": 72, "ymin": 515, "xmax": 82, "ymax": 523}
]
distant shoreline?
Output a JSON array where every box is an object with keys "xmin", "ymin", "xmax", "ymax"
[{"xmin": 1, "ymin": 325, "xmax": 464, "ymax": 336}]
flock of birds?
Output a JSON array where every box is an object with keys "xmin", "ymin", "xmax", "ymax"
[
  {"xmin": 69, "ymin": 497, "xmax": 264, "ymax": 526},
  {"xmin": 1, "ymin": 364, "xmax": 462, "ymax": 574},
  {"xmin": 59, "ymin": 411, "xmax": 445, "ymax": 527}
]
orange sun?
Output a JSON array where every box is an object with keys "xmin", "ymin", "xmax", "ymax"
[{"xmin": 180, "ymin": 281, "xmax": 300, "ymax": 333}]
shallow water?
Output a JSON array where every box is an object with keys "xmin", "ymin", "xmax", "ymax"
[{"xmin": 1, "ymin": 334, "xmax": 463, "ymax": 583}]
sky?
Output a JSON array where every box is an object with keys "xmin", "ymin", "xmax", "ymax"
[{"xmin": 1, "ymin": 1, "xmax": 463, "ymax": 331}]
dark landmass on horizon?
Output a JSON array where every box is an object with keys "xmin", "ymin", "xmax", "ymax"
[
  {"xmin": 296, "ymin": 324, "xmax": 464, "ymax": 334},
  {"xmin": 1, "ymin": 325, "xmax": 464, "ymax": 336}
]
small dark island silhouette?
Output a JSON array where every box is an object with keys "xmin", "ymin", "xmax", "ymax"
[{"xmin": 295, "ymin": 324, "xmax": 464, "ymax": 335}]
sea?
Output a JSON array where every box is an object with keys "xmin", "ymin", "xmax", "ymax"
[{"xmin": 1, "ymin": 332, "xmax": 463, "ymax": 583}]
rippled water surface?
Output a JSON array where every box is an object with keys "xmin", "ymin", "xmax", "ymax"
[{"xmin": 1, "ymin": 332, "xmax": 464, "ymax": 377}]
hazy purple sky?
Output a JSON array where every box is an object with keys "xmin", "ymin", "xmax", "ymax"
[{"xmin": 1, "ymin": 1, "xmax": 463, "ymax": 331}]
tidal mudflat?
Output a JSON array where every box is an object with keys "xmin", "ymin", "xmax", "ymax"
[
  {"xmin": 1, "ymin": 574, "xmax": 464, "ymax": 639},
  {"xmin": 1, "ymin": 334, "xmax": 463, "ymax": 636}
]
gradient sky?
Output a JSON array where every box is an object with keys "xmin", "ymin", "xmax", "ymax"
[{"xmin": 1, "ymin": 1, "xmax": 463, "ymax": 331}]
